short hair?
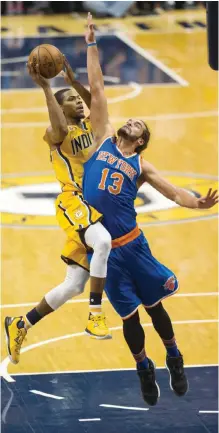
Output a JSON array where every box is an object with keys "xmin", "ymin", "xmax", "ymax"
[
  {"xmin": 54, "ymin": 88, "xmax": 71, "ymax": 105},
  {"xmin": 135, "ymin": 121, "xmax": 150, "ymax": 154}
]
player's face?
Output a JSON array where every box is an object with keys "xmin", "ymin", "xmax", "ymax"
[
  {"xmin": 117, "ymin": 119, "xmax": 145, "ymax": 145},
  {"xmin": 62, "ymin": 89, "xmax": 85, "ymax": 119}
]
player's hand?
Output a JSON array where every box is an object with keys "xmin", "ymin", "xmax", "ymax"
[
  {"xmin": 27, "ymin": 62, "xmax": 50, "ymax": 89},
  {"xmin": 60, "ymin": 56, "xmax": 75, "ymax": 84},
  {"xmin": 196, "ymin": 188, "xmax": 218, "ymax": 209},
  {"xmin": 85, "ymin": 12, "xmax": 96, "ymax": 44}
]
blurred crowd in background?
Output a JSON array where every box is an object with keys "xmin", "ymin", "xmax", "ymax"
[
  {"xmin": 1, "ymin": 1, "xmax": 206, "ymax": 17},
  {"xmin": 1, "ymin": 0, "xmax": 207, "ymax": 90}
]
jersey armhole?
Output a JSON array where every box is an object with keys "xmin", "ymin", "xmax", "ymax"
[{"xmin": 138, "ymin": 155, "xmax": 143, "ymax": 175}]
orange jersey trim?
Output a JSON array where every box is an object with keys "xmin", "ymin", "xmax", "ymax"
[{"xmin": 112, "ymin": 226, "xmax": 140, "ymax": 249}]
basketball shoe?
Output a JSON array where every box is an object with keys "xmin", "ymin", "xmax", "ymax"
[
  {"xmin": 85, "ymin": 312, "xmax": 112, "ymax": 339},
  {"xmin": 5, "ymin": 316, "xmax": 27, "ymax": 364},
  {"xmin": 166, "ymin": 352, "xmax": 188, "ymax": 396},
  {"xmin": 137, "ymin": 358, "xmax": 160, "ymax": 406}
]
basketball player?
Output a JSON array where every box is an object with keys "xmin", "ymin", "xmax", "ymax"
[
  {"xmin": 83, "ymin": 13, "xmax": 219, "ymax": 406},
  {"xmin": 5, "ymin": 56, "xmax": 113, "ymax": 365}
]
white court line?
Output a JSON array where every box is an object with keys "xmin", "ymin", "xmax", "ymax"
[
  {"xmin": 1, "ymin": 170, "xmax": 218, "ymax": 180},
  {"xmin": 30, "ymin": 390, "xmax": 64, "ymax": 399},
  {"xmin": 10, "ymin": 363, "xmax": 219, "ymax": 378},
  {"xmin": 1, "ymin": 212, "xmax": 218, "ymax": 230},
  {"xmin": 1, "ymin": 82, "xmax": 141, "ymax": 113},
  {"xmin": 100, "ymin": 404, "xmax": 149, "ymax": 411},
  {"xmin": 2, "ymin": 109, "xmax": 218, "ymax": 119},
  {"xmin": 0, "ymin": 83, "xmax": 181, "ymax": 94},
  {"xmin": 199, "ymin": 411, "xmax": 219, "ymax": 414},
  {"xmin": 1, "ymin": 71, "xmax": 21, "ymax": 77},
  {"xmin": 115, "ymin": 32, "xmax": 189, "ymax": 87},
  {"xmin": 1, "ymin": 319, "xmax": 218, "ymax": 383},
  {"xmin": 2, "ymin": 111, "xmax": 218, "ymax": 128},
  {"xmin": 1, "ymin": 292, "xmax": 218, "ymax": 309},
  {"xmin": 79, "ymin": 418, "xmax": 101, "ymax": 422},
  {"xmin": 140, "ymin": 214, "xmax": 218, "ymax": 227},
  {"xmin": 1, "ymin": 82, "xmax": 140, "ymax": 115}
]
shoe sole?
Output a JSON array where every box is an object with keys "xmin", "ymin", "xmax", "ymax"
[
  {"xmin": 165, "ymin": 361, "xmax": 189, "ymax": 396},
  {"xmin": 84, "ymin": 329, "xmax": 112, "ymax": 340},
  {"xmin": 4, "ymin": 317, "xmax": 18, "ymax": 365}
]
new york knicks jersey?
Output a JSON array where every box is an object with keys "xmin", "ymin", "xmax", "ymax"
[
  {"xmin": 44, "ymin": 118, "xmax": 94, "ymax": 193},
  {"xmin": 83, "ymin": 137, "xmax": 142, "ymax": 239}
]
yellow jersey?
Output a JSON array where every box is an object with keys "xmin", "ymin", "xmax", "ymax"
[{"xmin": 46, "ymin": 119, "xmax": 94, "ymax": 192}]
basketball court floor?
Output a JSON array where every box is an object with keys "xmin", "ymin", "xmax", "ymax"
[{"xmin": 1, "ymin": 8, "xmax": 218, "ymax": 433}]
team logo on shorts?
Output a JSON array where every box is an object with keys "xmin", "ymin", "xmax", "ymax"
[{"xmin": 164, "ymin": 276, "xmax": 176, "ymax": 291}]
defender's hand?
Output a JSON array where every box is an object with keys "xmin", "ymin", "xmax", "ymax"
[
  {"xmin": 85, "ymin": 12, "xmax": 96, "ymax": 44},
  {"xmin": 60, "ymin": 56, "xmax": 75, "ymax": 84},
  {"xmin": 197, "ymin": 188, "xmax": 218, "ymax": 209},
  {"xmin": 27, "ymin": 62, "xmax": 50, "ymax": 89}
]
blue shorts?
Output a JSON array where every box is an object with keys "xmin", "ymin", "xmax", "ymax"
[{"xmin": 104, "ymin": 232, "xmax": 178, "ymax": 319}]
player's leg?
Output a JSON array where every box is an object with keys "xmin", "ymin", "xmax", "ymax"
[
  {"xmin": 5, "ymin": 264, "xmax": 89, "ymax": 365},
  {"xmin": 130, "ymin": 232, "xmax": 188, "ymax": 396},
  {"xmin": 145, "ymin": 302, "xmax": 188, "ymax": 396},
  {"xmin": 104, "ymin": 250, "xmax": 159, "ymax": 406},
  {"xmin": 123, "ymin": 311, "xmax": 160, "ymax": 406},
  {"xmin": 57, "ymin": 192, "xmax": 112, "ymax": 339},
  {"xmin": 84, "ymin": 221, "xmax": 112, "ymax": 339}
]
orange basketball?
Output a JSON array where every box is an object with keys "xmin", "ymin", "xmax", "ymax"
[{"xmin": 28, "ymin": 44, "xmax": 64, "ymax": 79}]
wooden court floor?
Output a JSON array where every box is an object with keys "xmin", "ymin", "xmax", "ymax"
[{"xmin": 1, "ymin": 10, "xmax": 218, "ymax": 380}]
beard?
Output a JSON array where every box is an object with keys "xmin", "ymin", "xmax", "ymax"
[{"xmin": 117, "ymin": 126, "xmax": 138, "ymax": 142}]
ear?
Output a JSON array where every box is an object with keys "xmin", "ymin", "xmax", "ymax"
[{"xmin": 137, "ymin": 137, "xmax": 144, "ymax": 146}]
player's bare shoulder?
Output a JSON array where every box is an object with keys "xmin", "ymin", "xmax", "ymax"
[{"xmin": 43, "ymin": 125, "xmax": 67, "ymax": 150}]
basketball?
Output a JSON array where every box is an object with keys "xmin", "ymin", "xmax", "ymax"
[{"xmin": 28, "ymin": 44, "xmax": 64, "ymax": 78}]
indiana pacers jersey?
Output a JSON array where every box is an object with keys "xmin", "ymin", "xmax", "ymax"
[
  {"xmin": 83, "ymin": 136, "xmax": 142, "ymax": 239},
  {"xmin": 44, "ymin": 118, "xmax": 102, "ymax": 270},
  {"xmin": 49, "ymin": 118, "xmax": 94, "ymax": 192}
]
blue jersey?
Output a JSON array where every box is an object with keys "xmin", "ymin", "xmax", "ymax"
[{"xmin": 83, "ymin": 137, "xmax": 142, "ymax": 239}]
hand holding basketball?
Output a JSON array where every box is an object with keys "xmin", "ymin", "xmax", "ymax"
[
  {"xmin": 27, "ymin": 62, "xmax": 50, "ymax": 89},
  {"xmin": 86, "ymin": 12, "xmax": 96, "ymax": 44}
]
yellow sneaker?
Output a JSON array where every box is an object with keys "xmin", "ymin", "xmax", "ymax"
[
  {"xmin": 85, "ymin": 313, "xmax": 112, "ymax": 339},
  {"xmin": 5, "ymin": 316, "xmax": 27, "ymax": 364}
]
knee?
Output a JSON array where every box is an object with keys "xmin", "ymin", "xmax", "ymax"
[
  {"xmin": 72, "ymin": 284, "xmax": 84, "ymax": 296},
  {"xmin": 145, "ymin": 302, "xmax": 163, "ymax": 319},
  {"xmin": 64, "ymin": 280, "xmax": 84, "ymax": 297},
  {"xmin": 94, "ymin": 231, "xmax": 112, "ymax": 256}
]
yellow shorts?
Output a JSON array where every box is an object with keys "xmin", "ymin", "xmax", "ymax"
[{"xmin": 55, "ymin": 191, "xmax": 102, "ymax": 270}]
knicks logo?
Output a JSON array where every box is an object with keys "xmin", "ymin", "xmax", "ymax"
[
  {"xmin": 0, "ymin": 173, "xmax": 218, "ymax": 227},
  {"xmin": 163, "ymin": 276, "xmax": 176, "ymax": 291}
]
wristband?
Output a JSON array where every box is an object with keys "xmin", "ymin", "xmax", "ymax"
[{"xmin": 87, "ymin": 42, "xmax": 97, "ymax": 47}]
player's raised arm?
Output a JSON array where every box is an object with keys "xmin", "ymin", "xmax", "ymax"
[
  {"xmin": 27, "ymin": 63, "xmax": 68, "ymax": 146},
  {"xmin": 140, "ymin": 159, "xmax": 218, "ymax": 209},
  {"xmin": 86, "ymin": 13, "xmax": 114, "ymax": 147},
  {"xmin": 61, "ymin": 56, "xmax": 91, "ymax": 110}
]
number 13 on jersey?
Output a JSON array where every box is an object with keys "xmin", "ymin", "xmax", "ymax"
[{"xmin": 98, "ymin": 168, "xmax": 124, "ymax": 195}]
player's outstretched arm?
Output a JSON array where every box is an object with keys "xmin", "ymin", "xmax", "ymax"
[
  {"xmin": 86, "ymin": 13, "xmax": 114, "ymax": 148},
  {"xmin": 60, "ymin": 56, "xmax": 91, "ymax": 110},
  {"xmin": 140, "ymin": 159, "xmax": 218, "ymax": 209},
  {"xmin": 27, "ymin": 62, "xmax": 68, "ymax": 146}
]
